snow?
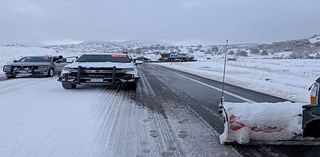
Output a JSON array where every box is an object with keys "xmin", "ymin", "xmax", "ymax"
[
  {"xmin": 0, "ymin": 78, "xmax": 162, "ymax": 156},
  {"xmin": 0, "ymin": 73, "xmax": 239, "ymax": 156},
  {"xmin": 137, "ymin": 71, "xmax": 240, "ymax": 156},
  {"xmin": 158, "ymin": 59, "xmax": 318, "ymax": 102},
  {"xmin": 272, "ymin": 51, "xmax": 292, "ymax": 58},
  {"xmin": 40, "ymin": 39, "xmax": 83, "ymax": 46},
  {"xmin": 220, "ymin": 102, "xmax": 305, "ymax": 144},
  {"xmin": 310, "ymin": 35, "xmax": 320, "ymax": 44}
]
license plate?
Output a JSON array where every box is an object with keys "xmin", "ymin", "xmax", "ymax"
[
  {"xmin": 20, "ymin": 70, "xmax": 31, "ymax": 73},
  {"xmin": 90, "ymin": 78, "xmax": 104, "ymax": 82}
]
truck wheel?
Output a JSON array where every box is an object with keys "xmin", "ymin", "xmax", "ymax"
[
  {"xmin": 62, "ymin": 82, "xmax": 76, "ymax": 89},
  {"xmin": 47, "ymin": 68, "xmax": 54, "ymax": 77},
  {"xmin": 127, "ymin": 82, "xmax": 137, "ymax": 90}
]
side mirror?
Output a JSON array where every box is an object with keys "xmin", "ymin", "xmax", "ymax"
[{"xmin": 13, "ymin": 60, "xmax": 18, "ymax": 63}]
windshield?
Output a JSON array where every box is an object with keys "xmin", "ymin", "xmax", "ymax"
[
  {"xmin": 76, "ymin": 54, "xmax": 131, "ymax": 63},
  {"xmin": 19, "ymin": 56, "xmax": 52, "ymax": 62}
]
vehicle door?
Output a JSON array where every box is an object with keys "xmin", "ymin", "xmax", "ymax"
[
  {"xmin": 54, "ymin": 58, "xmax": 68, "ymax": 72},
  {"xmin": 54, "ymin": 56, "xmax": 78, "ymax": 72}
]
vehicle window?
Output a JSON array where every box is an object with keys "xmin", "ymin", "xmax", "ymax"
[
  {"xmin": 19, "ymin": 56, "xmax": 53, "ymax": 62},
  {"xmin": 66, "ymin": 56, "xmax": 77, "ymax": 63},
  {"xmin": 55, "ymin": 58, "xmax": 67, "ymax": 63},
  {"xmin": 76, "ymin": 54, "xmax": 131, "ymax": 63}
]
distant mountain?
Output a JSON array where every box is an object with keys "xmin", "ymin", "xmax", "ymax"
[
  {"xmin": 44, "ymin": 40, "xmax": 172, "ymax": 54},
  {"xmin": 309, "ymin": 35, "xmax": 320, "ymax": 44},
  {"xmin": 1, "ymin": 35, "xmax": 319, "ymax": 59},
  {"xmin": 0, "ymin": 41, "xmax": 45, "ymax": 47}
]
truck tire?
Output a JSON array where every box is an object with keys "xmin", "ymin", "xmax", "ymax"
[
  {"xmin": 62, "ymin": 82, "xmax": 76, "ymax": 89},
  {"xmin": 127, "ymin": 82, "xmax": 137, "ymax": 90},
  {"xmin": 47, "ymin": 68, "xmax": 54, "ymax": 77}
]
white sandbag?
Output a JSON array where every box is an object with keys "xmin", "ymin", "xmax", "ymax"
[{"xmin": 220, "ymin": 102, "xmax": 305, "ymax": 144}]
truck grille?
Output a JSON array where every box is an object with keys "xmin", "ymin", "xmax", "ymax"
[
  {"xmin": 70, "ymin": 67, "xmax": 127, "ymax": 78},
  {"xmin": 13, "ymin": 66, "xmax": 38, "ymax": 70}
]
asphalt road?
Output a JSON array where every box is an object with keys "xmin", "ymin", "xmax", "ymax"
[{"xmin": 139, "ymin": 63, "xmax": 320, "ymax": 157}]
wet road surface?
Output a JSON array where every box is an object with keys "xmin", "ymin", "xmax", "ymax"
[{"xmin": 140, "ymin": 63, "xmax": 320, "ymax": 157}]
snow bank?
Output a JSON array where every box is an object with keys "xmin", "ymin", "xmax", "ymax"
[
  {"xmin": 310, "ymin": 35, "xmax": 320, "ymax": 44},
  {"xmin": 158, "ymin": 59, "xmax": 317, "ymax": 102},
  {"xmin": 220, "ymin": 102, "xmax": 305, "ymax": 144}
]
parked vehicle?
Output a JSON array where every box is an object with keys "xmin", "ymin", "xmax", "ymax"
[
  {"xmin": 135, "ymin": 60, "xmax": 144, "ymax": 65},
  {"xmin": 2, "ymin": 56, "xmax": 71, "ymax": 78},
  {"xmin": 58, "ymin": 53, "xmax": 139, "ymax": 90}
]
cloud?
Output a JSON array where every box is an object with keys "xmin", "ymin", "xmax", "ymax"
[{"xmin": 0, "ymin": 0, "xmax": 319, "ymax": 44}]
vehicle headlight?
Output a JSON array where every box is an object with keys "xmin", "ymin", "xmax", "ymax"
[
  {"xmin": 38, "ymin": 65, "xmax": 50, "ymax": 70},
  {"xmin": 3, "ymin": 65, "xmax": 12, "ymax": 72},
  {"xmin": 125, "ymin": 68, "xmax": 137, "ymax": 75},
  {"xmin": 61, "ymin": 67, "xmax": 76, "ymax": 74}
]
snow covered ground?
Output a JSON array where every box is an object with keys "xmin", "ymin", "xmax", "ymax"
[
  {"xmin": 0, "ymin": 76, "xmax": 238, "ymax": 157},
  {"xmin": 157, "ymin": 59, "xmax": 319, "ymax": 102}
]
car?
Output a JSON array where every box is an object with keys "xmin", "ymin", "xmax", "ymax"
[
  {"xmin": 2, "ymin": 55, "xmax": 71, "ymax": 78},
  {"xmin": 135, "ymin": 60, "xmax": 144, "ymax": 65},
  {"xmin": 58, "ymin": 53, "xmax": 140, "ymax": 90}
]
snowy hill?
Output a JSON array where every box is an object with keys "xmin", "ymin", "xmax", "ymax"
[
  {"xmin": 45, "ymin": 41, "xmax": 171, "ymax": 54},
  {"xmin": 309, "ymin": 35, "xmax": 320, "ymax": 44},
  {"xmin": 0, "ymin": 42, "xmax": 45, "ymax": 47}
]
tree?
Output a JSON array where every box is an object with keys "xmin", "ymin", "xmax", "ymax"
[
  {"xmin": 228, "ymin": 50, "xmax": 235, "ymax": 55},
  {"xmin": 236, "ymin": 50, "xmax": 248, "ymax": 57},
  {"xmin": 250, "ymin": 48, "xmax": 260, "ymax": 54},
  {"xmin": 260, "ymin": 50, "xmax": 268, "ymax": 56},
  {"xmin": 211, "ymin": 46, "xmax": 219, "ymax": 53}
]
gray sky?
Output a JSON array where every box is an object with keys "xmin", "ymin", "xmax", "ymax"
[{"xmin": 0, "ymin": 0, "xmax": 319, "ymax": 44}]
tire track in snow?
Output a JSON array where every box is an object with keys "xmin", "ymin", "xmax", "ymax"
[
  {"xmin": 92, "ymin": 90, "xmax": 160, "ymax": 157},
  {"xmin": 95, "ymin": 91, "xmax": 123, "ymax": 156},
  {"xmin": 0, "ymin": 77, "xmax": 56, "ymax": 95},
  {"xmin": 90, "ymin": 71, "xmax": 188, "ymax": 157},
  {"xmin": 139, "ymin": 64, "xmax": 241, "ymax": 157},
  {"xmin": 138, "ymin": 66, "xmax": 187, "ymax": 157}
]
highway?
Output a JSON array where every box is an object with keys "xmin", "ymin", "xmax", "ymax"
[
  {"xmin": 139, "ymin": 64, "xmax": 320, "ymax": 157},
  {"xmin": 0, "ymin": 64, "xmax": 319, "ymax": 157}
]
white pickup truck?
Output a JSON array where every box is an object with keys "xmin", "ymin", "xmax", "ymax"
[{"xmin": 58, "ymin": 53, "xmax": 139, "ymax": 90}]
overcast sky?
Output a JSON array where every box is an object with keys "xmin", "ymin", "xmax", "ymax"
[{"xmin": 0, "ymin": 0, "xmax": 319, "ymax": 44}]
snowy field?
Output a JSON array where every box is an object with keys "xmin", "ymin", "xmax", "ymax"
[{"xmin": 158, "ymin": 59, "xmax": 319, "ymax": 102}]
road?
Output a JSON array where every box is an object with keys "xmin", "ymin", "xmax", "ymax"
[
  {"xmin": 0, "ymin": 64, "xmax": 319, "ymax": 157},
  {"xmin": 138, "ymin": 64, "xmax": 320, "ymax": 157}
]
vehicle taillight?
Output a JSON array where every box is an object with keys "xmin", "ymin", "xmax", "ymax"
[{"xmin": 310, "ymin": 83, "xmax": 319, "ymax": 106}]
